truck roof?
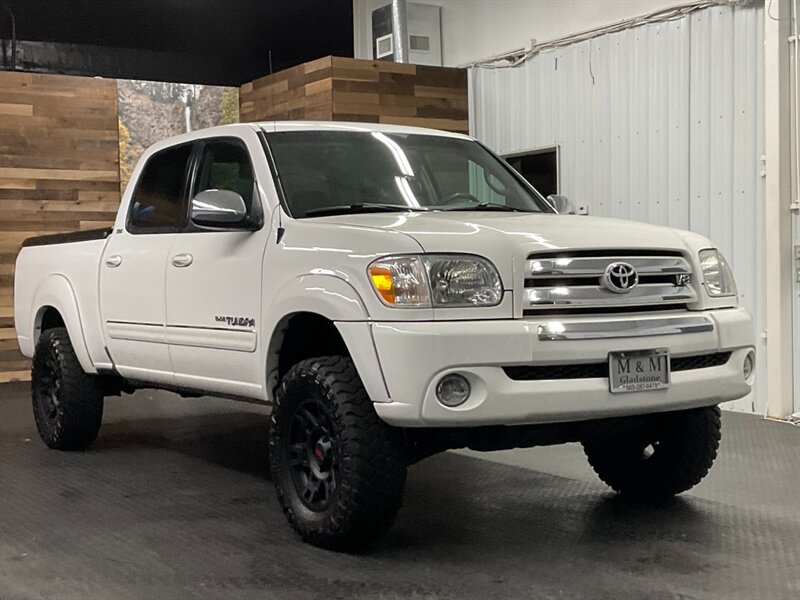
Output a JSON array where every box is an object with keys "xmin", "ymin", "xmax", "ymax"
[
  {"xmin": 142, "ymin": 121, "xmax": 473, "ymax": 154},
  {"xmin": 256, "ymin": 120, "xmax": 473, "ymax": 140}
]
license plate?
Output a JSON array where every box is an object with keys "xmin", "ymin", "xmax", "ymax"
[{"xmin": 609, "ymin": 349, "xmax": 670, "ymax": 393}]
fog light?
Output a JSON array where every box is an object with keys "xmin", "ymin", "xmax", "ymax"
[
  {"xmin": 436, "ymin": 374, "xmax": 471, "ymax": 407},
  {"xmin": 743, "ymin": 351, "xmax": 755, "ymax": 381}
]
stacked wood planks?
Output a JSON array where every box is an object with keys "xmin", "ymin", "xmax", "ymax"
[
  {"xmin": 240, "ymin": 56, "xmax": 468, "ymax": 133},
  {"xmin": 0, "ymin": 72, "xmax": 120, "ymax": 383}
]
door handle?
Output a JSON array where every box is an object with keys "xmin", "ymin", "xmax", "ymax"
[
  {"xmin": 171, "ymin": 253, "xmax": 193, "ymax": 268},
  {"xmin": 105, "ymin": 255, "xmax": 122, "ymax": 268}
]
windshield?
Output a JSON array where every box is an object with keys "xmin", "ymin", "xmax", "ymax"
[{"xmin": 265, "ymin": 130, "xmax": 552, "ymax": 218}]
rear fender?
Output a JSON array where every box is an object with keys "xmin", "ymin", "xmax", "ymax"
[{"xmin": 29, "ymin": 275, "xmax": 96, "ymax": 374}]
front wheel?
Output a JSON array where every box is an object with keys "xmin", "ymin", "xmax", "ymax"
[
  {"xmin": 269, "ymin": 356, "xmax": 406, "ymax": 551},
  {"xmin": 582, "ymin": 406, "xmax": 721, "ymax": 500},
  {"xmin": 31, "ymin": 327, "xmax": 104, "ymax": 450}
]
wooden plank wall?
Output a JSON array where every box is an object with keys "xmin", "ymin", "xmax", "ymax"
[
  {"xmin": 240, "ymin": 56, "xmax": 468, "ymax": 133},
  {"xmin": 0, "ymin": 72, "xmax": 120, "ymax": 383}
]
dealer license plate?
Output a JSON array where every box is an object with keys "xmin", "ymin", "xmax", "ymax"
[{"xmin": 609, "ymin": 349, "xmax": 670, "ymax": 393}]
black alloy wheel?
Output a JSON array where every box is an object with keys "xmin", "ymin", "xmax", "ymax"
[
  {"xmin": 286, "ymin": 397, "xmax": 340, "ymax": 512},
  {"xmin": 269, "ymin": 356, "xmax": 406, "ymax": 551}
]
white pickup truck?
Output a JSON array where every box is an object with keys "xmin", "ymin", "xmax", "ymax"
[{"xmin": 15, "ymin": 122, "xmax": 755, "ymax": 550}]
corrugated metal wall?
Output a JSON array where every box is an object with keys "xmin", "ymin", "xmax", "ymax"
[{"xmin": 470, "ymin": 3, "xmax": 766, "ymax": 413}]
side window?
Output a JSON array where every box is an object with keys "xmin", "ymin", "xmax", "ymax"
[
  {"xmin": 128, "ymin": 144, "xmax": 192, "ymax": 233},
  {"xmin": 192, "ymin": 140, "xmax": 257, "ymax": 211}
]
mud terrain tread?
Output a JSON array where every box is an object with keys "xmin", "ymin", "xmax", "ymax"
[
  {"xmin": 269, "ymin": 356, "xmax": 406, "ymax": 551},
  {"xmin": 31, "ymin": 327, "xmax": 104, "ymax": 450},
  {"xmin": 582, "ymin": 406, "xmax": 721, "ymax": 500}
]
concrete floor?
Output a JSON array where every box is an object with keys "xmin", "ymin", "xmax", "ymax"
[{"xmin": 0, "ymin": 381, "xmax": 798, "ymax": 600}]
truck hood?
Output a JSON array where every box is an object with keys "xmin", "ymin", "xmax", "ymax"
[
  {"xmin": 315, "ymin": 211, "xmax": 696, "ymax": 284},
  {"xmin": 316, "ymin": 211, "xmax": 691, "ymax": 252},
  {"xmin": 318, "ymin": 211, "xmax": 689, "ymax": 251}
]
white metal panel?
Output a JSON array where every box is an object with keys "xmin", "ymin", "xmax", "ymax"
[{"xmin": 470, "ymin": 4, "xmax": 766, "ymax": 413}]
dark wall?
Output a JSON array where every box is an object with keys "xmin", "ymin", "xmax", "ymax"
[
  {"xmin": 0, "ymin": 40, "xmax": 241, "ymax": 85},
  {"xmin": 0, "ymin": 0, "xmax": 354, "ymax": 86}
]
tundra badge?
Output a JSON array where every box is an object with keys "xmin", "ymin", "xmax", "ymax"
[{"xmin": 215, "ymin": 315, "xmax": 256, "ymax": 328}]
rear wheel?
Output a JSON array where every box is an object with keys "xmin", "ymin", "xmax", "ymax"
[
  {"xmin": 582, "ymin": 406, "xmax": 721, "ymax": 500},
  {"xmin": 269, "ymin": 356, "xmax": 406, "ymax": 551},
  {"xmin": 31, "ymin": 327, "xmax": 104, "ymax": 450}
]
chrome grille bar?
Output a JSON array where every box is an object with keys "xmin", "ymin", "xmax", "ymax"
[
  {"xmin": 527, "ymin": 284, "xmax": 696, "ymax": 308},
  {"xmin": 527, "ymin": 256, "xmax": 692, "ymax": 278},
  {"xmin": 524, "ymin": 251, "xmax": 696, "ymax": 312}
]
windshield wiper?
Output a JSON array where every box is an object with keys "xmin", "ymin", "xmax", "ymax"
[
  {"xmin": 440, "ymin": 202, "xmax": 526, "ymax": 212},
  {"xmin": 304, "ymin": 203, "xmax": 428, "ymax": 218}
]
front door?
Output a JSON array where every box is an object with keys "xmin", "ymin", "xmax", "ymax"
[
  {"xmin": 165, "ymin": 136, "xmax": 266, "ymax": 398},
  {"xmin": 100, "ymin": 143, "xmax": 193, "ymax": 385}
]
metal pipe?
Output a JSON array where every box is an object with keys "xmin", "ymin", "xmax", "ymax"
[
  {"xmin": 764, "ymin": 0, "xmax": 795, "ymax": 418},
  {"xmin": 0, "ymin": 2, "xmax": 16, "ymax": 70},
  {"xmin": 391, "ymin": 0, "xmax": 408, "ymax": 63},
  {"xmin": 793, "ymin": 0, "xmax": 799, "ymax": 213}
]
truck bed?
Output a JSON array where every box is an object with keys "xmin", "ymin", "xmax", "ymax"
[
  {"xmin": 14, "ymin": 231, "xmax": 113, "ymax": 372},
  {"xmin": 20, "ymin": 227, "xmax": 113, "ymax": 248}
]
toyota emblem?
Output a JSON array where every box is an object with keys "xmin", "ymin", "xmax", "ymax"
[{"xmin": 603, "ymin": 262, "xmax": 639, "ymax": 293}]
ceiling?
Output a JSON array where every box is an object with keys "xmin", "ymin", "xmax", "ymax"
[{"xmin": 0, "ymin": 0, "xmax": 354, "ymax": 85}]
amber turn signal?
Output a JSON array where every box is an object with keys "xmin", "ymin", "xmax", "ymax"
[{"xmin": 369, "ymin": 266, "xmax": 396, "ymax": 304}]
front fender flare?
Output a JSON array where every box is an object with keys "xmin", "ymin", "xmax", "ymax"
[
  {"xmin": 30, "ymin": 274, "xmax": 96, "ymax": 374},
  {"xmin": 263, "ymin": 275, "xmax": 391, "ymax": 403},
  {"xmin": 265, "ymin": 274, "xmax": 370, "ymax": 324}
]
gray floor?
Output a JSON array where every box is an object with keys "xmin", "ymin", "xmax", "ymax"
[{"xmin": 0, "ymin": 382, "xmax": 798, "ymax": 600}]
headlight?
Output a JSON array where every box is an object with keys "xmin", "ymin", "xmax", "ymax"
[
  {"xmin": 423, "ymin": 255, "xmax": 503, "ymax": 306},
  {"xmin": 368, "ymin": 254, "xmax": 503, "ymax": 307},
  {"xmin": 699, "ymin": 249, "xmax": 737, "ymax": 297},
  {"xmin": 367, "ymin": 256, "xmax": 430, "ymax": 307}
]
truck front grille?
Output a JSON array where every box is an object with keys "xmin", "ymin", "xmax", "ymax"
[
  {"xmin": 523, "ymin": 249, "xmax": 695, "ymax": 316},
  {"xmin": 503, "ymin": 352, "xmax": 732, "ymax": 381}
]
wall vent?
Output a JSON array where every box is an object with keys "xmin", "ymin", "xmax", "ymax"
[
  {"xmin": 376, "ymin": 34, "xmax": 394, "ymax": 59},
  {"xmin": 371, "ymin": 3, "xmax": 442, "ymax": 66}
]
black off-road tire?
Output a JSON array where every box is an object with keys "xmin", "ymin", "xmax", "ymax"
[
  {"xmin": 582, "ymin": 406, "xmax": 721, "ymax": 500},
  {"xmin": 31, "ymin": 327, "xmax": 104, "ymax": 450},
  {"xmin": 269, "ymin": 356, "xmax": 406, "ymax": 551}
]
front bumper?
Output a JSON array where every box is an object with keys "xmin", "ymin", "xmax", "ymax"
[{"xmin": 369, "ymin": 308, "xmax": 754, "ymax": 427}]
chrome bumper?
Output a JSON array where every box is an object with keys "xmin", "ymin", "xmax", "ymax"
[{"xmin": 536, "ymin": 315, "xmax": 713, "ymax": 341}]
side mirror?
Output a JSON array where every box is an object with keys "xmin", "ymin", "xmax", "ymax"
[
  {"xmin": 191, "ymin": 189, "xmax": 248, "ymax": 227},
  {"xmin": 547, "ymin": 194, "xmax": 576, "ymax": 215}
]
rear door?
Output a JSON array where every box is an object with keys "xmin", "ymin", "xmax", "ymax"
[
  {"xmin": 165, "ymin": 135, "xmax": 267, "ymax": 398},
  {"xmin": 99, "ymin": 143, "xmax": 192, "ymax": 384}
]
